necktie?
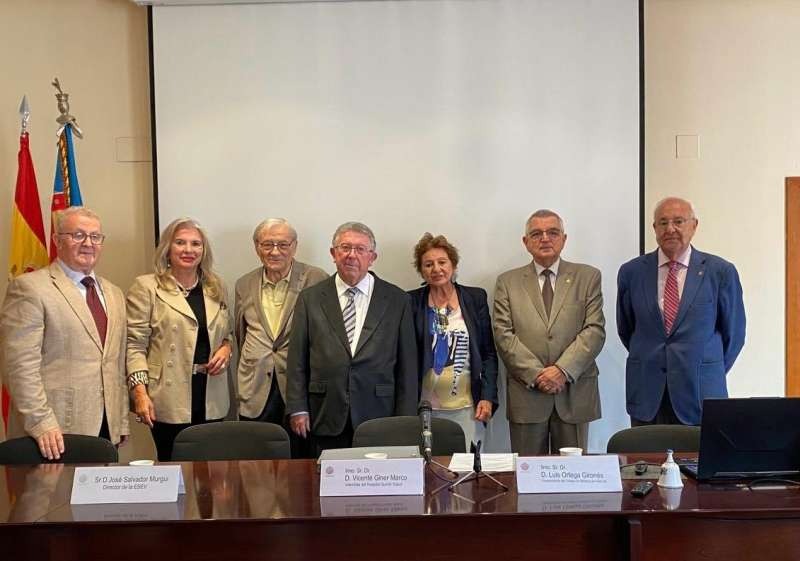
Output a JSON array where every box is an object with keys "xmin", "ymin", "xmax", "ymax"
[
  {"xmin": 541, "ymin": 269, "xmax": 554, "ymax": 318},
  {"xmin": 663, "ymin": 261, "xmax": 680, "ymax": 334},
  {"xmin": 81, "ymin": 277, "xmax": 107, "ymax": 346},
  {"xmin": 343, "ymin": 287, "xmax": 358, "ymax": 346}
]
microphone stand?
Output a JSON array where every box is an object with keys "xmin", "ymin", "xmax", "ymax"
[
  {"xmin": 448, "ymin": 441, "xmax": 508, "ymax": 502},
  {"xmin": 426, "ymin": 449, "xmax": 460, "ymax": 495}
]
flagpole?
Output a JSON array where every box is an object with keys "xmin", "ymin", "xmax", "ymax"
[{"xmin": 49, "ymin": 78, "xmax": 85, "ymax": 260}]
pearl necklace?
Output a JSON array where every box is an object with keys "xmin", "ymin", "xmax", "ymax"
[{"xmin": 176, "ymin": 276, "xmax": 200, "ymax": 297}]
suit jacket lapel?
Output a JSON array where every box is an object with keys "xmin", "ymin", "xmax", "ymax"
[
  {"xmin": 643, "ymin": 251, "xmax": 664, "ymax": 332},
  {"xmin": 415, "ymin": 285, "xmax": 432, "ymax": 372},
  {"xmin": 49, "ymin": 263, "xmax": 103, "ymax": 351},
  {"xmin": 549, "ymin": 261, "xmax": 574, "ymax": 327},
  {"xmin": 156, "ymin": 286, "xmax": 196, "ymax": 322},
  {"xmin": 456, "ymin": 285, "xmax": 480, "ymax": 359},
  {"xmin": 671, "ymin": 248, "xmax": 706, "ymax": 335},
  {"xmin": 354, "ymin": 276, "xmax": 388, "ymax": 357},
  {"xmin": 204, "ymin": 289, "xmax": 222, "ymax": 327},
  {"xmin": 522, "ymin": 264, "xmax": 548, "ymax": 325},
  {"xmin": 98, "ymin": 277, "xmax": 119, "ymax": 355},
  {"xmin": 319, "ymin": 278, "xmax": 352, "ymax": 355}
]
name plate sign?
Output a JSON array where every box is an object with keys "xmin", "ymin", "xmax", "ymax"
[
  {"xmin": 319, "ymin": 458, "xmax": 424, "ymax": 497},
  {"xmin": 516, "ymin": 455, "xmax": 622, "ymax": 494},
  {"xmin": 71, "ymin": 465, "xmax": 184, "ymax": 504}
]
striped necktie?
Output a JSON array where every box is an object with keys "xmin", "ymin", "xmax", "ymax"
[
  {"xmin": 663, "ymin": 261, "xmax": 680, "ymax": 334},
  {"xmin": 343, "ymin": 287, "xmax": 358, "ymax": 345}
]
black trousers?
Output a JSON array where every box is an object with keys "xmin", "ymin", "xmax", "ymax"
[
  {"xmin": 239, "ymin": 373, "xmax": 313, "ymax": 459},
  {"xmin": 312, "ymin": 415, "xmax": 354, "ymax": 458},
  {"xmin": 98, "ymin": 410, "xmax": 110, "ymax": 441},
  {"xmin": 631, "ymin": 385, "xmax": 686, "ymax": 426},
  {"xmin": 151, "ymin": 373, "xmax": 222, "ymax": 461}
]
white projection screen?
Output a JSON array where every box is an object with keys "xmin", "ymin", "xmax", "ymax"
[{"xmin": 152, "ymin": 0, "xmax": 640, "ymax": 452}]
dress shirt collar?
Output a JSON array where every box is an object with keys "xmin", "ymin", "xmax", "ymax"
[
  {"xmin": 57, "ymin": 259, "xmax": 98, "ymax": 286},
  {"xmin": 262, "ymin": 264, "xmax": 293, "ymax": 287},
  {"xmin": 657, "ymin": 246, "xmax": 692, "ymax": 268},
  {"xmin": 533, "ymin": 258, "xmax": 561, "ymax": 277},
  {"xmin": 335, "ymin": 271, "xmax": 373, "ymax": 298}
]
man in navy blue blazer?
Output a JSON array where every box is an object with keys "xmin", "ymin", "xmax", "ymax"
[{"xmin": 617, "ymin": 197, "xmax": 746, "ymax": 426}]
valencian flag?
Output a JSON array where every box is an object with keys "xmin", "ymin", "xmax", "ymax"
[
  {"xmin": 4, "ymin": 109, "xmax": 49, "ymax": 430},
  {"xmin": 49, "ymin": 123, "xmax": 83, "ymax": 261}
]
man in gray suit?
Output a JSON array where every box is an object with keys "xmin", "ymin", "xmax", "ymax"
[
  {"xmin": 1, "ymin": 207, "xmax": 129, "ymax": 460},
  {"xmin": 494, "ymin": 210, "xmax": 605, "ymax": 455},
  {"xmin": 286, "ymin": 222, "xmax": 417, "ymax": 453},
  {"xmin": 235, "ymin": 218, "xmax": 327, "ymax": 456}
]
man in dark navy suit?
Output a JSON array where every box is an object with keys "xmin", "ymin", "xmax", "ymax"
[{"xmin": 617, "ymin": 197, "xmax": 746, "ymax": 426}]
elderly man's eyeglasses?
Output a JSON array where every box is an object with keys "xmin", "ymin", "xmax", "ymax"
[
  {"xmin": 656, "ymin": 218, "xmax": 692, "ymax": 229},
  {"xmin": 259, "ymin": 241, "xmax": 295, "ymax": 252},
  {"xmin": 58, "ymin": 231, "xmax": 106, "ymax": 245},
  {"xmin": 334, "ymin": 244, "xmax": 372, "ymax": 256},
  {"xmin": 527, "ymin": 229, "xmax": 563, "ymax": 242}
]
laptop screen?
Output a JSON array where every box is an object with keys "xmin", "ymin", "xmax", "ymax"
[{"xmin": 696, "ymin": 397, "xmax": 800, "ymax": 481}]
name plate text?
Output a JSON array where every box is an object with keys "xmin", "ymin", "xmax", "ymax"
[
  {"xmin": 516, "ymin": 455, "xmax": 622, "ymax": 494},
  {"xmin": 71, "ymin": 465, "xmax": 184, "ymax": 504},
  {"xmin": 320, "ymin": 458, "xmax": 424, "ymax": 496}
]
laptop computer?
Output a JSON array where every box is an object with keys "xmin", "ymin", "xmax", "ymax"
[{"xmin": 679, "ymin": 397, "xmax": 800, "ymax": 481}]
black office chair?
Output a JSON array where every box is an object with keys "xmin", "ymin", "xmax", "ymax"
[
  {"xmin": 0, "ymin": 434, "xmax": 118, "ymax": 465},
  {"xmin": 352, "ymin": 415, "xmax": 466, "ymax": 456},
  {"xmin": 171, "ymin": 421, "xmax": 291, "ymax": 461},
  {"xmin": 606, "ymin": 424, "xmax": 701, "ymax": 453}
]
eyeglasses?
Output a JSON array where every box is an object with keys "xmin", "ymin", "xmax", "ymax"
[
  {"xmin": 58, "ymin": 231, "xmax": 106, "ymax": 245},
  {"xmin": 656, "ymin": 218, "xmax": 693, "ymax": 229},
  {"xmin": 334, "ymin": 244, "xmax": 372, "ymax": 256},
  {"xmin": 259, "ymin": 240, "xmax": 295, "ymax": 252},
  {"xmin": 527, "ymin": 229, "xmax": 563, "ymax": 242}
]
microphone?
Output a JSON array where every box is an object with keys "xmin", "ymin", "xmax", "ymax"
[{"xmin": 418, "ymin": 400, "xmax": 433, "ymax": 462}]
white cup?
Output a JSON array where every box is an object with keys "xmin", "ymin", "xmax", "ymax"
[
  {"xmin": 559, "ymin": 447, "xmax": 583, "ymax": 456},
  {"xmin": 129, "ymin": 459, "xmax": 155, "ymax": 466},
  {"xmin": 364, "ymin": 452, "xmax": 388, "ymax": 460}
]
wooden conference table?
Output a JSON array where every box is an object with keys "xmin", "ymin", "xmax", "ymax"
[{"xmin": 1, "ymin": 454, "xmax": 799, "ymax": 561}]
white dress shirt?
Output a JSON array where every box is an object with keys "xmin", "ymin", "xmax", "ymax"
[
  {"xmin": 533, "ymin": 258, "xmax": 561, "ymax": 293},
  {"xmin": 335, "ymin": 272, "xmax": 374, "ymax": 354},
  {"xmin": 57, "ymin": 259, "xmax": 107, "ymax": 311}
]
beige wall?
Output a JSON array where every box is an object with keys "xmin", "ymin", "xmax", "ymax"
[
  {"xmin": 0, "ymin": 0, "xmax": 154, "ymax": 457},
  {"xmin": 645, "ymin": 0, "xmax": 800, "ymax": 397}
]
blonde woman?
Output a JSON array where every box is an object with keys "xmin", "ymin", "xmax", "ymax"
[{"xmin": 126, "ymin": 218, "xmax": 233, "ymax": 460}]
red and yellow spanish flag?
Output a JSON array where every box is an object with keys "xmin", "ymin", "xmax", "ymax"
[{"xmin": 3, "ymin": 132, "xmax": 48, "ymax": 429}]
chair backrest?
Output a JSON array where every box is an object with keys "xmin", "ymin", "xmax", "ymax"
[
  {"xmin": 0, "ymin": 435, "xmax": 118, "ymax": 465},
  {"xmin": 606, "ymin": 425, "xmax": 701, "ymax": 453},
  {"xmin": 352, "ymin": 415, "xmax": 466, "ymax": 456},
  {"xmin": 171, "ymin": 421, "xmax": 291, "ymax": 461}
]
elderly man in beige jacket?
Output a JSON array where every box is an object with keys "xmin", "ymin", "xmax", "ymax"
[
  {"xmin": 1, "ymin": 207, "xmax": 129, "ymax": 460},
  {"xmin": 235, "ymin": 218, "xmax": 327, "ymax": 457}
]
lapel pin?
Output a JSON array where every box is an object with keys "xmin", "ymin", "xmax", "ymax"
[{"xmin": 698, "ymin": 271, "xmax": 704, "ymax": 276}]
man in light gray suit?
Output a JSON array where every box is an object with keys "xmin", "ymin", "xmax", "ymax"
[
  {"xmin": 235, "ymin": 218, "xmax": 327, "ymax": 456},
  {"xmin": 286, "ymin": 222, "xmax": 417, "ymax": 454},
  {"xmin": 494, "ymin": 210, "xmax": 605, "ymax": 455},
  {"xmin": 1, "ymin": 207, "xmax": 129, "ymax": 460}
]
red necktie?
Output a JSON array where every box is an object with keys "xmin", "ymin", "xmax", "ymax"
[
  {"xmin": 81, "ymin": 277, "xmax": 107, "ymax": 347},
  {"xmin": 663, "ymin": 261, "xmax": 680, "ymax": 334}
]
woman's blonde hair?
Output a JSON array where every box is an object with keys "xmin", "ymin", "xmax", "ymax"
[{"xmin": 153, "ymin": 217, "xmax": 223, "ymax": 301}]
